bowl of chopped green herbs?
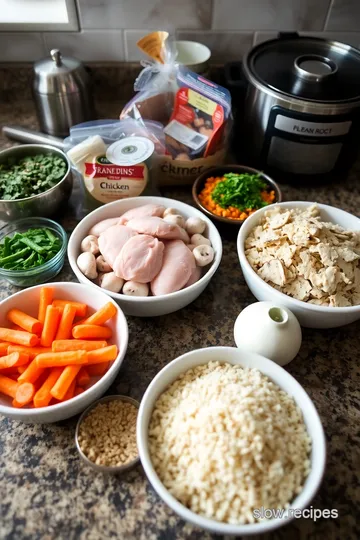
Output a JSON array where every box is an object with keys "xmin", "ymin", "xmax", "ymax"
[
  {"xmin": 0, "ymin": 217, "xmax": 67, "ymax": 287},
  {"xmin": 0, "ymin": 144, "xmax": 72, "ymax": 222},
  {"xmin": 193, "ymin": 165, "xmax": 282, "ymax": 226}
]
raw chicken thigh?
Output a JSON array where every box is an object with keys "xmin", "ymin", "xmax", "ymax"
[
  {"xmin": 98, "ymin": 225, "xmax": 136, "ymax": 267},
  {"xmin": 78, "ymin": 203, "xmax": 213, "ymax": 298},
  {"xmin": 184, "ymin": 265, "xmax": 202, "ymax": 288},
  {"xmin": 127, "ymin": 216, "xmax": 188, "ymax": 241},
  {"xmin": 114, "ymin": 234, "xmax": 164, "ymax": 283},
  {"xmin": 118, "ymin": 204, "xmax": 165, "ymax": 225},
  {"xmin": 151, "ymin": 240, "xmax": 196, "ymax": 296},
  {"xmin": 89, "ymin": 217, "xmax": 120, "ymax": 237}
]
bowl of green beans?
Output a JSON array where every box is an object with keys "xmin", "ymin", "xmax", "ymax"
[
  {"xmin": 0, "ymin": 144, "xmax": 72, "ymax": 222},
  {"xmin": 0, "ymin": 217, "xmax": 67, "ymax": 287}
]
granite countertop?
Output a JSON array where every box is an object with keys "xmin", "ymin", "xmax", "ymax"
[{"xmin": 0, "ymin": 102, "xmax": 359, "ymax": 540}]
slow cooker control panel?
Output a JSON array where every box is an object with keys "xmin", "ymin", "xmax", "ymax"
[{"xmin": 261, "ymin": 106, "xmax": 357, "ymax": 176}]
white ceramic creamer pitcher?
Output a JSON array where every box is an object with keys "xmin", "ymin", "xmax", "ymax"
[{"xmin": 234, "ymin": 301, "xmax": 302, "ymax": 366}]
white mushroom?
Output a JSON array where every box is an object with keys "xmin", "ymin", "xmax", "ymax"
[
  {"xmin": 185, "ymin": 217, "xmax": 206, "ymax": 235},
  {"xmin": 179, "ymin": 227, "xmax": 190, "ymax": 244},
  {"xmin": 187, "ymin": 244, "xmax": 196, "ymax": 252},
  {"xmin": 163, "ymin": 207, "xmax": 180, "ymax": 218},
  {"xmin": 122, "ymin": 281, "xmax": 149, "ymax": 297},
  {"xmin": 163, "ymin": 214, "xmax": 186, "ymax": 229},
  {"xmin": 81, "ymin": 235, "xmax": 100, "ymax": 255},
  {"xmin": 96, "ymin": 255, "xmax": 112, "ymax": 273},
  {"xmin": 193, "ymin": 245, "xmax": 215, "ymax": 267},
  {"xmin": 77, "ymin": 252, "xmax": 98, "ymax": 280},
  {"xmin": 191, "ymin": 233, "xmax": 211, "ymax": 247},
  {"xmin": 99, "ymin": 272, "xmax": 124, "ymax": 293}
]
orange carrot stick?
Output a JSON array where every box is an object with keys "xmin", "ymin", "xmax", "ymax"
[
  {"xmin": 7, "ymin": 374, "xmax": 20, "ymax": 381},
  {"xmin": 10, "ymin": 324, "xmax": 25, "ymax": 332},
  {"xmin": 0, "ymin": 342, "xmax": 8, "ymax": 356},
  {"xmin": 18, "ymin": 366, "xmax": 27, "ymax": 374},
  {"xmin": 35, "ymin": 350, "xmax": 88, "ymax": 368},
  {"xmin": 52, "ymin": 340, "xmax": 107, "ymax": 353},
  {"xmin": 0, "ymin": 352, "xmax": 29, "ymax": 370},
  {"xmin": 0, "ymin": 374, "xmax": 18, "ymax": 398},
  {"xmin": 38, "ymin": 287, "xmax": 54, "ymax": 324},
  {"xmin": 0, "ymin": 328, "xmax": 39, "ymax": 347},
  {"xmin": 62, "ymin": 379, "xmax": 76, "ymax": 401},
  {"xmin": 17, "ymin": 359, "xmax": 45, "ymax": 384},
  {"xmin": 7, "ymin": 309, "xmax": 43, "ymax": 335},
  {"xmin": 87, "ymin": 345, "xmax": 118, "ymax": 365},
  {"xmin": 55, "ymin": 304, "xmax": 77, "ymax": 341},
  {"xmin": 40, "ymin": 306, "xmax": 60, "ymax": 347},
  {"xmin": 33, "ymin": 367, "xmax": 63, "ymax": 408},
  {"xmin": 0, "ymin": 366, "xmax": 20, "ymax": 376},
  {"xmin": 50, "ymin": 365, "xmax": 82, "ymax": 400},
  {"xmin": 74, "ymin": 386, "xmax": 85, "ymax": 396},
  {"xmin": 12, "ymin": 382, "xmax": 36, "ymax": 408},
  {"xmin": 52, "ymin": 300, "xmax": 87, "ymax": 318},
  {"xmin": 72, "ymin": 325, "xmax": 112, "ymax": 340},
  {"xmin": 77, "ymin": 367, "xmax": 90, "ymax": 387},
  {"xmin": 7, "ymin": 345, "xmax": 52, "ymax": 361},
  {"xmin": 87, "ymin": 362, "xmax": 109, "ymax": 377},
  {"xmin": 34, "ymin": 370, "xmax": 49, "ymax": 389},
  {"xmin": 81, "ymin": 302, "xmax": 117, "ymax": 326}
]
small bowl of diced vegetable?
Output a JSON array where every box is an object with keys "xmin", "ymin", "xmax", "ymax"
[
  {"xmin": 193, "ymin": 165, "xmax": 282, "ymax": 226},
  {"xmin": 0, "ymin": 217, "xmax": 67, "ymax": 287},
  {"xmin": 0, "ymin": 144, "xmax": 72, "ymax": 222}
]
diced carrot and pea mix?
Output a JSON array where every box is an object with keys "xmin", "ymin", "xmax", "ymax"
[{"xmin": 198, "ymin": 172, "xmax": 275, "ymax": 220}]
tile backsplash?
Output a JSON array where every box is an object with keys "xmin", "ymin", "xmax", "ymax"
[{"xmin": 0, "ymin": 0, "xmax": 360, "ymax": 63}]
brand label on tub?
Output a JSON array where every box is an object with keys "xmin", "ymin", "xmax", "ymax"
[
  {"xmin": 275, "ymin": 116, "xmax": 352, "ymax": 137},
  {"xmin": 83, "ymin": 155, "xmax": 148, "ymax": 203}
]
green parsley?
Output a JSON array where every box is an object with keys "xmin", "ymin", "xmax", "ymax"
[
  {"xmin": 0, "ymin": 228, "xmax": 62, "ymax": 270},
  {"xmin": 211, "ymin": 172, "xmax": 270, "ymax": 211},
  {"xmin": 0, "ymin": 153, "xmax": 67, "ymax": 201}
]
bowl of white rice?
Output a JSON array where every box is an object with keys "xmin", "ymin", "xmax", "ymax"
[{"xmin": 137, "ymin": 347, "xmax": 326, "ymax": 536}]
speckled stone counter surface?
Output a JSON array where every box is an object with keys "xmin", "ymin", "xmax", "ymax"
[{"xmin": 0, "ymin": 101, "xmax": 359, "ymax": 540}]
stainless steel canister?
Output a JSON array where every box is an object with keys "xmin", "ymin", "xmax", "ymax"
[{"xmin": 33, "ymin": 49, "xmax": 95, "ymax": 137}]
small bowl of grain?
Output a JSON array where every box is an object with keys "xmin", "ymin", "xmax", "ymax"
[
  {"xmin": 75, "ymin": 394, "xmax": 140, "ymax": 474},
  {"xmin": 137, "ymin": 346, "xmax": 326, "ymax": 536}
]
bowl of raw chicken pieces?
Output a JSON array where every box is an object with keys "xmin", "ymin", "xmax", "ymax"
[{"xmin": 68, "ymin": 197, "xmax": 222, "ymax": 316}]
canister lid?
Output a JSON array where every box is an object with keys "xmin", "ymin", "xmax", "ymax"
[
  {"xmin": 245, "ymin": 35, "xmax": 360, "ymax": 103},
  {"xmin": 106, "ymin": 137, "xmax": 155, "ymax": 166},
  {"xmin": 33, "ymin": 49, "xmax": 90, "ymax": 95}
]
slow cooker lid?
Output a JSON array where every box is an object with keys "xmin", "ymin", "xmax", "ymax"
[{"xmin": 248, "ymin": 36, "xmax": 360, "ymax": 103}]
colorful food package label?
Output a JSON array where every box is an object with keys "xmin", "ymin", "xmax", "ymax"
[
  {"xmin": 82, "ymin": 157, "xmax": 148, "ymax": 203},
  {"xmin": 164, "ymin": 69, "xmax": 232, "ymax": 159},
  {"xmin": 78, "ymin": 137, "xmax": 154, "ymax": 205},
  {"xmin": 164, "ymin": 119, "xmax": 209, "ymax": 153}
]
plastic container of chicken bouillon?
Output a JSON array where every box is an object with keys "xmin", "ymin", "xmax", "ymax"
[{"xmin": 65, "ymin": 120, "xmax": 161, "ymax": 216}]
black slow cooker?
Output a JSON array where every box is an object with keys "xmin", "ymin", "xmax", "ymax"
[{"xmin": 226, "ymin": 33, "xmax": 360, "ymax": 184}]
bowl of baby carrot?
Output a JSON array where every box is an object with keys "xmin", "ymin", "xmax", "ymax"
[
  {"xmin": 193, "ymin": 165, "xmax": 282, "ymax": 226},
  {"xmin": 0, "ymin": 282, "xmax": 128, "ymax": 423}
]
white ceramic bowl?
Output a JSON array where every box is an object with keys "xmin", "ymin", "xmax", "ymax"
[
  {"xmin": 237, "ymin": 201, "xmax": 360, "ymax": 329},
  {"xmin": 68, "ymin": 196, "xmax": 222, "ymax": 317},
  {"xmin": 137, "ymin": 346, "xmax": 326, "ymax": 536},
  {"xmin": 175, "ymin": 40, "xmax": 211, "ymax": 74},
  {"xmin": 0, "ymin": 282, "xmax": 128, "ymax": 423}
]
